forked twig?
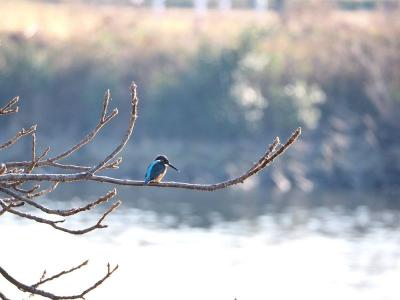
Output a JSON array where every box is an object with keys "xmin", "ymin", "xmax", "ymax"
[
  {"xmin": 27, "ymin": 182, "xmax": 59, "ymax": 199},
  {"xmin": 47, "ymin": 89, "xmax": 118, "ymax": 163},
  {"xmin": 0, "ymin": 96, "xmax": 19, "ymax": 115},
  {"xmin": 0, "ymin": 262, "xmax": 118, "ymax": 300},
  {"xmin": 0, "ymin": 82, "xmax": 301, "ymax": 299},
  {"xmin": 0, "ymin": 186, "xmax": 117, "ymax": 217},
  {"xmin": 89, "ymin": 82, "xmax": 138, "ymax": 174},
  {"xmin": 31, "ymin": 260, "xmax": 89, "ymax": 289},
  {"xmin": 0, "ymin": 127, "xmax": 301, "ymax": 191},
  {"xmin": 0, "ymin": 125, "xmax": 37, "ymax": 150},
  {"xmin": 0, "ymin": 198, "xmax": 120, "ymax": 235}
]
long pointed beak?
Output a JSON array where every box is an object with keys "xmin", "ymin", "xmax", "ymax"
[{"xmin": 168, "ymin": 163, "xmax": 179, "ymax": 172}]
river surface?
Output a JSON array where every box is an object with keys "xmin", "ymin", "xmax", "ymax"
[{"xmin": 1, "ymin": 191, "xmax": 400, "ymax": 300}]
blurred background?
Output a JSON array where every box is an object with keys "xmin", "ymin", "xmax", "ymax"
[{"xmin": 1, "ymin": 0, "xmax": 400, "ymax": 299}]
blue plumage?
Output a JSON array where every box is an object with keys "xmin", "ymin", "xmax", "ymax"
[
  {"xmin": 144, "ymin": 160, "xmax": 166, "ymax": 184},
  {"xmin": 144, "ymin": 155, "xmax": 178, "ymax": 184}
]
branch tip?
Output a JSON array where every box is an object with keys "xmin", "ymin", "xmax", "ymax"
[{"xmin": 0, "ymin": 84, "xmax": 301, "ymax": 299}]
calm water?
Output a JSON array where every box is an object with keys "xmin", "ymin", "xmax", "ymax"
[{"xmin": 1, "ymin": 191, "xmax": 400, "ymax": 300}]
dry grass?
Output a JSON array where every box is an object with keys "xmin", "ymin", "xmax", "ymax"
[
  {"xmin": 0, "ymin": 1, "xmax": 385, "ymax": 48},
  {"xmin": 0, "ymin": 1, "xmax": 274, "ymax": 49}
]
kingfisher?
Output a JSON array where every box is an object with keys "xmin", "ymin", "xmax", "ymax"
[{"xmin": 144, "ymin": 155, "xmax": 178, "ymax": 184}]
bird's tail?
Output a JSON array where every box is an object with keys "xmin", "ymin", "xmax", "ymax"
[{"xmin": 144, "ymin": 178, "xmax": 150, "ymax": 185}]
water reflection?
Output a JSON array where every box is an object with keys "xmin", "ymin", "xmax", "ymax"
[{"xmin": 1, "ymin": 191, "xmax": 400, "ymax": 299}]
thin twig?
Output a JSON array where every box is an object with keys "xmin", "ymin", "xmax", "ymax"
[
  {"xmin": 0, "ymin": 128, "xmax": 301, "ymax": 191},
  {"xmin": 5, "ymin": 161, "xmax": 91, "ymax": 172},
  {"xmin": 0, "ymin": 198, "xmax": 120, "ymax": 235},
  {"xmin": 89, "ymin": 82, "xmax": 138, "ymax": 174},
  {"xmin": 7, "ymin": 146, "xmax": 50, "ymax": 189},
  {"xmin": 0, "ymin": 83, "xmax": 302, "ymax": 299},
  {"xmin": 0, "ymin": 291, "xmax": 11, "ymax": 300},
  {"xmin": 75, "ymin": 263, "xmax": 118, "ymax": 299},
  {"xmin": 101, "ymin": 89, "xmax": 111, "ymax": 123},
  {"xmin": 0, "ymin": 125, "xmax": 37, "ymax": 150},
  {"xmin": 247, "ymin": 136, "xmax": 280, "ymax": 173},
  {"xmin": 47, "ymin": 90, "xmax": 118, "ymax": 163},
  {"xmin": 99, "ymin": 157, "xmax": 123, "ymax": 171},
  {"xmin": 26, "ymin": 146, "xmax": 50, "ymax": 174},
  {"xmin": 27, "ymin": 182, "xmax": 59, "ymax": 199},
  {"xmin": 0, "ymin": 201, "xmax": 15, "ymax": 217},
  {"xmin": 13, "ymin": 184, "xmax": 40, "ymax": 194},
  {"xmin": 0, "ymin": 186, "xmax": 116, "ymax": 217},
  {"xmin": 0, "ymin": 263, "xmax": 117, "ymax": 300},
  {"xmin": 31, "ymin": 132, "xmax": 37, "ymax": 165},
  {"xmin": 0, "ymin": 164, "xmax": 6, "ymax": 175},
  {"xmin": 0, "ymin": 96, "xmax": 19, "ymax": 115},
  {"xmin": 31, "ymin": 260, "xmax": 89, "ymax": 289}
]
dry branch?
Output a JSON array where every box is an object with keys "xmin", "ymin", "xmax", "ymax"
[
  {"xmin": 47, "ymin": 90, "xmax": 118, "ymax": 163},
  {"xmin": 27, "ymin": 182, "xmax": 59, "ymax": 199},
  {"xmin": 0, "ymin": 125, "xmax": 36, "ymax": 150},
  {"xmin": 0, "ymin": 186, "xmax": 116, "ymax": 217},
  {"xmin": 31, "ymin": 260, "xmax": 89, "ymax": 289},
  {"xmin": 0, "ymin": 291, "xmax": 11, "ymax": 300},
  {"xmin": 0, "ymin": 262, "xmax": 118, "ymax": 300},
  {"xmin": 13, "ymin": 184, "xmax": 40, "ymax": 195},
  {"xmin": 0, "ymin": 82, "xmax": 301, "ymax": 299},
  {"xmin": 0, "ymin": 96, "xmax": 19, "ymax": 115},
  {"xmin": 89, "ymin": 82, "xmax": 138, "ymax": 174},
  {"xmin": 0, "ymin": 127, "xmax": 301, "ymax": 191},
  {"xmin": 0, "ymin": 164, "xmax": 6, "ymax": 175},
  {"xmin": 0, "ymin": 201, "xmax": 15, "ymax": 217},
  {"xmin": 0, "ymin": 197, "xmax": 120, "ymax": 235}
]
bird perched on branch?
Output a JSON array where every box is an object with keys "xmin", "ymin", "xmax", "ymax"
[{"xmin": 144, "ymin": 155, "xmax": 178, "ymax": 184}]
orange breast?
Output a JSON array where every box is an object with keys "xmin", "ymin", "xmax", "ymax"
[{"xmin": 152, "ymin": 169, "xmax": 167, "ymax": 183}]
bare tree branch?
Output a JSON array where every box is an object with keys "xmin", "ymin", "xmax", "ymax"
[
  {"xmin": 31, "ymin": 132, "xmax": 37, "ymax": 164},
  {"xmin": 47, "ymin": 89, "xmax": 118, "ymax": 164},
  {"xmin": 75, "ymin": 263, "xmax": 118, "ymax": 299},
  {"xmin": 89, "ymin": 82, "xmax": 138, "ymax": 174},
  {"xmin": 0, "ymin": 197, "xmax": 120, "ymax": 235},
  {"xmin": 248, "ymin": 136, "xmax": 280, "ymax": 173},
  {"xmin": 0, "ymin": 291, "xmax": 11, "ymax": 300},
  {"xmin": 0, "ymin": 201, "xmax": 16, "ymax": 217},
  {"xmin": 101, "ymin": 89, "xmax": 111, "ymax": 123},
  {"xmin": 31, "ymin": 260, "xmax": 89, "ymax": 289},
  {"xmin": 0, "ymin": 186, "xmax": 116, "ymax": 217},
  {"xmin": 0, "ymin": 96, "xmax": 19, "ymax": 115},
  {"xmin": 0, "ymin": 127, "xmax": 301, "ymax": 191},
  {"xmin": 3, "ymin": 91, "xmax": 120, "ymax": 173},
  {"xmin": 0, "ymin": 164, "xmax": 6, "ymax": 175},
  {"xmin": 0, "ymin": 262, "xmax": 118, "ymax": 300},
  {"xmin": 0, "ymin": 125, "xmax": 36, "ymax": 150},
  {"xmin": 13, "ymin": 184, "xmax": 40, "ymax": 195},
  {"xmin": 0, "ymin": 82, "xmax": 301, "ymax": 299},
  {"xmin": 27, "ymin": 182, "xmax": 59, "ymax": 199}
]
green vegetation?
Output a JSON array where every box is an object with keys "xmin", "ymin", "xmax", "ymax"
[{"xmin": 1, "ymin": 1, "xmax": 399, "ymax": 191}]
